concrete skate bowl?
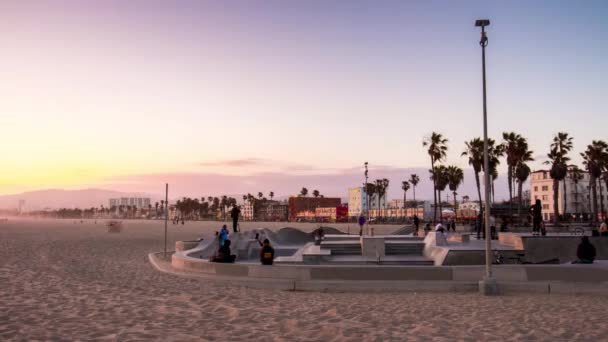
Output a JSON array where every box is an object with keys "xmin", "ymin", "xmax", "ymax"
[
  {"xmin": 179, "ymin": 228, "xmax": 316, "ymax": 262},
  {"xmin": 391, "ymin": 225, "xmax": 415, "ymax": 235}
]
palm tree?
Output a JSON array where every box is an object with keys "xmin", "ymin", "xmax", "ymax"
[
  {"xmin": 430, "ymin": 166, "xmax": 449, "ymax": 221},
  {"xmin": 154, "ymin": 202, "xmax": 159, "ymax": 215},
  {"xmin": 447, "ymin": 166, "xmax": 464, "ymax": 210},
  {"xmin": 486, "ymin": 139, "xmax": 504, "ymax": 204},
  {"xmin": 300, "ymin": 187, "xmax": 308, "ymax": 197},
  {"xmin": 502, "ymin": 132, "xmax": 523, "ymax": 215},
  {"xmin": 581, "ymin": 140, "xmax": 608, "ymax": 224},
  {"xmin": 423, "ymin": 132, "xmax": 448, "ymax": 223},
  {"xmin": 544, "ymin": 144, "xmax": 570, "ymax": 225},
  {"xmin": 515, "ymin": 162, "xmax": 531, "ymax": 219},
  {"xmin": 551, "ymin": 132, "xmax": 574, "ymax": 217},
  {"xmin": 462, "ymin": 138, "xmax": 485, "ymax": 212},
  {"xmin": 374, "ymin": 179, "xmax": 390, "ymax": 217},
  {"xmin": 569, "ymin": 166, "xmax": 584, "ymax": 218},
  {"xmin": 409, "ymin": 174, "xmax": 420, "ymax": 208},
  {"xmin": 401, "ymin": 181, "xmax": 410, "ymax": 210},
  {"xmin": 269, "ymin": 191, "xmax": 274, "ymax": 201},
  {"xmin": 312, "ymin": 190, "xmax": 320, "ymax": 198}
]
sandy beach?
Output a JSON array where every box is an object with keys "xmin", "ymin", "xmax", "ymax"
[{"xmin": 1, "ymin": 218, "xmax": 608, "ymax": 341}]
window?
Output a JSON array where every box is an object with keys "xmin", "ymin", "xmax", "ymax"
[
  {"xmin": 543, "ymin": 172, "xmax": 548, "ymax": 179},
  {"xmin": 542, "ymin": 204, "xmax": 549, "ymax": 210},
  {"xmin": 542, "ymin": 186, "xmax": 549, "ymax": 191},
  {"xmin": 534, "ymin": 186, "xmax": 538, "ymax": 192},
  {"xmin": 542, "ymin": 195, "xmax": 548, "ymax": 201}
]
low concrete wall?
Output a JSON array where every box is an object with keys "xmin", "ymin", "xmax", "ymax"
[
  {"xmin": 175, "ymin": 240, "xmax": 200, "ymax": 252},
  {"xmin": 509, "ymin": 235, "xmax": 608, "ymax": 263}
]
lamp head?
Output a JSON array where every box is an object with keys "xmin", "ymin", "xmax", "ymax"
[{"xmin": 475, "ymin": 19, "xmax": 490, "ymax": 27}]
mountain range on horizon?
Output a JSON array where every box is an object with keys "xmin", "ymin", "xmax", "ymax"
[{"xmin": 1, "ymin": 167, "xmax": 518, "ymax": 211}]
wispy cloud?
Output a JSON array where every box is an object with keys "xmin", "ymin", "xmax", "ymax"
[{"xmin": 198, "ymin": 158, "xmax": 266, "ymax": 167}]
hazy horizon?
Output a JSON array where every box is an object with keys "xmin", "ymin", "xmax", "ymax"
[{"xmin": 2, "ymin": 1, "xmax": 607, "ymax": 199}]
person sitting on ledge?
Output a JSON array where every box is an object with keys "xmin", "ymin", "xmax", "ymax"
[
  {"xmin": 600, "ymin": 218, "xmax": 608, "ymax": 237},
  {"xmin": 260, "ymin": 239, "xmax": 275, "ymax": 265},
  {"xmin": 573, "ymin": 236, "xmax": 596, "ymax": 264},
  {"xmin": 211, "ymin": 239, "xmax": 236, "ymax": 263}
]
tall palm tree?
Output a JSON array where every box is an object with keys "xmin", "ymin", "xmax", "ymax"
[
  {"xmin": 269, "ymin": 191, "xmax": 274, "ymax": 201},
  {"xmin": 447, "ymin": 165, "xmax": 464, "ymax": 210},
  {"xmin": 300, "ymin": 187, "xmax": 308, "ymax": 197},
  {"xmin": 312, "ymin": 190, "xmax": 320, "ymax": 198},
  {"xmin": 568, "ymin": 166, "xmax": 584, "ymax": 218},
  {"xmin": 581, "ymin": 140, "xmax": 608, "ymax": 224},
  {"xmin": 401, "ymin": 181, "xmax": 410, "ymax": 210},
  {"xmin": 502, "ymin": 132, "xmax": 523, "ymax": 215},
  {"xmin": 544, "ymin": 146, "xmax": 570, "ymax": 225},
  {"xmin": 551, "ymin": 132, "xmax": 574, "ymax": 216},
  {"xmin": 462, "ymin": 138, "xmax": 485, "ymax": 212},
  {"xmin": 515, "ymin": 162, "xmax": 531, "ymax": 219},
  {"xmin": 374, "ymin": 179, "xmax": 390, "ymax": 217},
  {"xmin": 485, "ymin": 139, "xmax": 504, "ymax": 204},
  {"xmin": 423, "ymin": 132, "xmax": 448, "ymax": 223},
  {"xmin": 430, "ymin": 166, "xmax": 449, "ymax": 221},
  {"xmin": 409, "ymin": 174, "xmax": 420, "ymax": 208},
  {"xmin": 364, "ymin": 182, "xmax": 376, "ymax": 217}
]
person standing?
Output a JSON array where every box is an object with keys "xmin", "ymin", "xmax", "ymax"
[
  {"xmin": 530, "ymin": 199, "xmax": 543, "ymax": 236},
  {"xmin": 413, "ymin": 215, "xmax": 420, "ymax": 236},
  {"xmin": 230, "ymin": 205, "xmax": 241, "ymax": 233},
  {"xmin": 358, "ymin": 215, "xmax": 366, "ymax": 236},
  {"xmin": 219, "ymin": 224, "xmax": 229, "ymax": 247}
]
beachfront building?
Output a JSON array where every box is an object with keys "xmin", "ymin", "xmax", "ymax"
[
  {"xmin": 241, "ymin": 202, "xmax": 254, "ymax": 220},
  {"xmin": 109, "ymin": 197, "xmax": 151, "ymax": 209},
  {"xmin": 347, "ymin": 187, "xmax": 386, "ymax": 217},
  {"xmin": 288, "ymin": 196, "xmax": 341, "ymax": 221},
  {"xmin": 315, "ymin": 206, "xmax": 349, "ymax": 222},
  {"xmin": 530, "ymin": 170, "xmax": 603, "ymax": 221},
  {"xmin": 457, "ymin": 201, "xmax": 481, "ymax": 219},
  {"xmin": 255, "ymin": 201, "xmax": 288, "ymax": 221}
]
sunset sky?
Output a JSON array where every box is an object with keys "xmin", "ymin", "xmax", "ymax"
[{"xmin": 1, "ymin": 0, "xmax": 607, "ymax": 199}]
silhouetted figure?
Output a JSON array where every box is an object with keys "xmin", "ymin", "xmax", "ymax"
[
  {"xmin": 260, "ymin": 239, "xmax": 275, "ymax": 265},
  {"xmin": 530, "ymin": 199, "xmax": 542, "ymax": 236},
  {"xmin": 476, "ymin": 213, "xmax": 483, "ymax": 239},
  {"xmin": 230, "ymin": 205, "xmax": 241, "ymax": 233},
  {"xmin": 435, "ymin": 222, "xmax": 445, "ymax": 234},
  {"xmin": 358, "ymin": 215, "xmax": 366, "ymax": 236},
  {"xmin": 573, "ymin": 236, "xmax": 596, "ymax": 264},
  {"xmin": 424, "ymin": 223, "xmax": 431, "ymax": 236},
  {"xmin": 413, "ymin": 215, "xmax": 420, "ymax": 236},
  {"xmin": 211, "ymin": 239, "xmax": 236, "ymax": 263}
]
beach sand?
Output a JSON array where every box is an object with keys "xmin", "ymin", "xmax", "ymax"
[{"xmin": 1, "ymin": 218, "xmax": 607, "ymax": 341}]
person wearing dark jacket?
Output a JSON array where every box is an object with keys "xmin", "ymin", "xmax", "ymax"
[
  {"xmin": 230, "ymin": 205, "xmax": 241, "ymax": 233},
  {"xmin": 211, "ymin": 239, "xmax": 236, "ymax": 263},
  {"xmin": 574, "ymin": 236, "xmax": 596, "ymax": 264},
  {"xmin": 530, "ymin": 199, "xmax": 543, "ymax": 236},
  {"xmin": 260, "ymin": 239, "xmax": 275, "ymax": 265}
]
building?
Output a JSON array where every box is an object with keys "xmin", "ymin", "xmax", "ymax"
[
  {"xmin": 530, "ymin": 170, "xmax": 605, "ymax": 221},
  {"xmin": 18, "ymin": 200, "xmax": 25, "ymax": 214},
  {"xmin": 288, "ymin": 196, "xmax": 341, "ymax": 221},
  {"xmin": 457, "ymin": 201, "xmax": 481, "ymax": 219},
  {"xmin": 109, "ymin": 197, "xmax": 151, "ymax": 209},
  {"xmin": 241, "ymin": 202, "xmax": 254, "ymax": 220},
  {"xmin": 315, "ymin": 206, "xmax": 349, "ymax": 222},
  {"xmin": 347, "ymin": 187, "xmax": 387, "ymax": 217},
  {"xmin": 255, "ymin": 201, "xmax": 288, "ymax": 221}
]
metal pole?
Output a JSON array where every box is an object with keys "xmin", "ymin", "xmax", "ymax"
[
  {"xmin": 481, "ymin": 26, "xmax": 493, "ymax": 280},
  {"xmin": 164, "ymin": 183, "xmax": 168, "ymax": 257}
]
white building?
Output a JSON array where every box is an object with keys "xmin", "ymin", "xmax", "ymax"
[
  {"xmin": 109, "ymin": 197, "xmax": 151, "ymax": 209},
  {"xmin": 348, "ymin": 187, "xmax": 387, "ymax": 217},
  {"xmin": 241, "ymin": 202, "xmax": 254, "ymax": 220},
  {"xmin": 530, "ymin": 170, "xmax": 605, "ymax": 221}
]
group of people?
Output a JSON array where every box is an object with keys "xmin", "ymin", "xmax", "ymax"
[{"xmin": 209, "ymin": 224, "xmax": 275, "ymax": 265}]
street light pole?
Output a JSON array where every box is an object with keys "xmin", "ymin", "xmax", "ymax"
[
  {"xmin": 476, "ymin": 19, "xmax": 498, "ymax": 295},
  {"xmin": 364, "ymin": 162, "xmax": 369, "ymax": 234}
]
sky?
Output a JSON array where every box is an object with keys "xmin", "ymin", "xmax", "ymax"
[{"xmin": 1, "ymin": 0, "xmax": 607, "ymax": 201}]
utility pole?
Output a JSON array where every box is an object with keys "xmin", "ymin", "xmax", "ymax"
[{"xmin": 164, "ymin": 183, "xmax": 168, "ymax": 258}]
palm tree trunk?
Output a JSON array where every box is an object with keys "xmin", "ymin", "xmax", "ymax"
[
  {"xmin": 563, "ymin": 179, "xmax": 568, "ymax": 220},
  {"xmin": 403, "ymin": 191, "xmax": 406, "ymax": 210},
  {"xmin": 453, "ymin": 190, "xmax": 458, "ymax": 218},
  {"xmin": 508, "ymin": 166, "xmax": 513, "ymax": 218},
  {"xmin": 438, "ymin": 190, "xmax": 443, "ymax": 222},
  {"xmin": 599, "ymin": 179, "xmax": 605, "ymax": 222},
  {"xmin": 552, "ymin": 179, "xmax": 559, "ymax": 224},
  {"xmin": 517, "ymin": 180, "xmax": 523, "ymax": 222},
  {"xmin": 491, "ymin": 181, "xmax": 495, "ymax": 204},
  {"xmin": 431, "ymin": 158, "xmax": 437, "ymax": 223},
  {"xmin": 591, "ymin": 176, "xmax": 598, "ymax": 224},
  {"xmin": 475, "ymin": 171, "xmax": 483, "ymax": 214}
]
